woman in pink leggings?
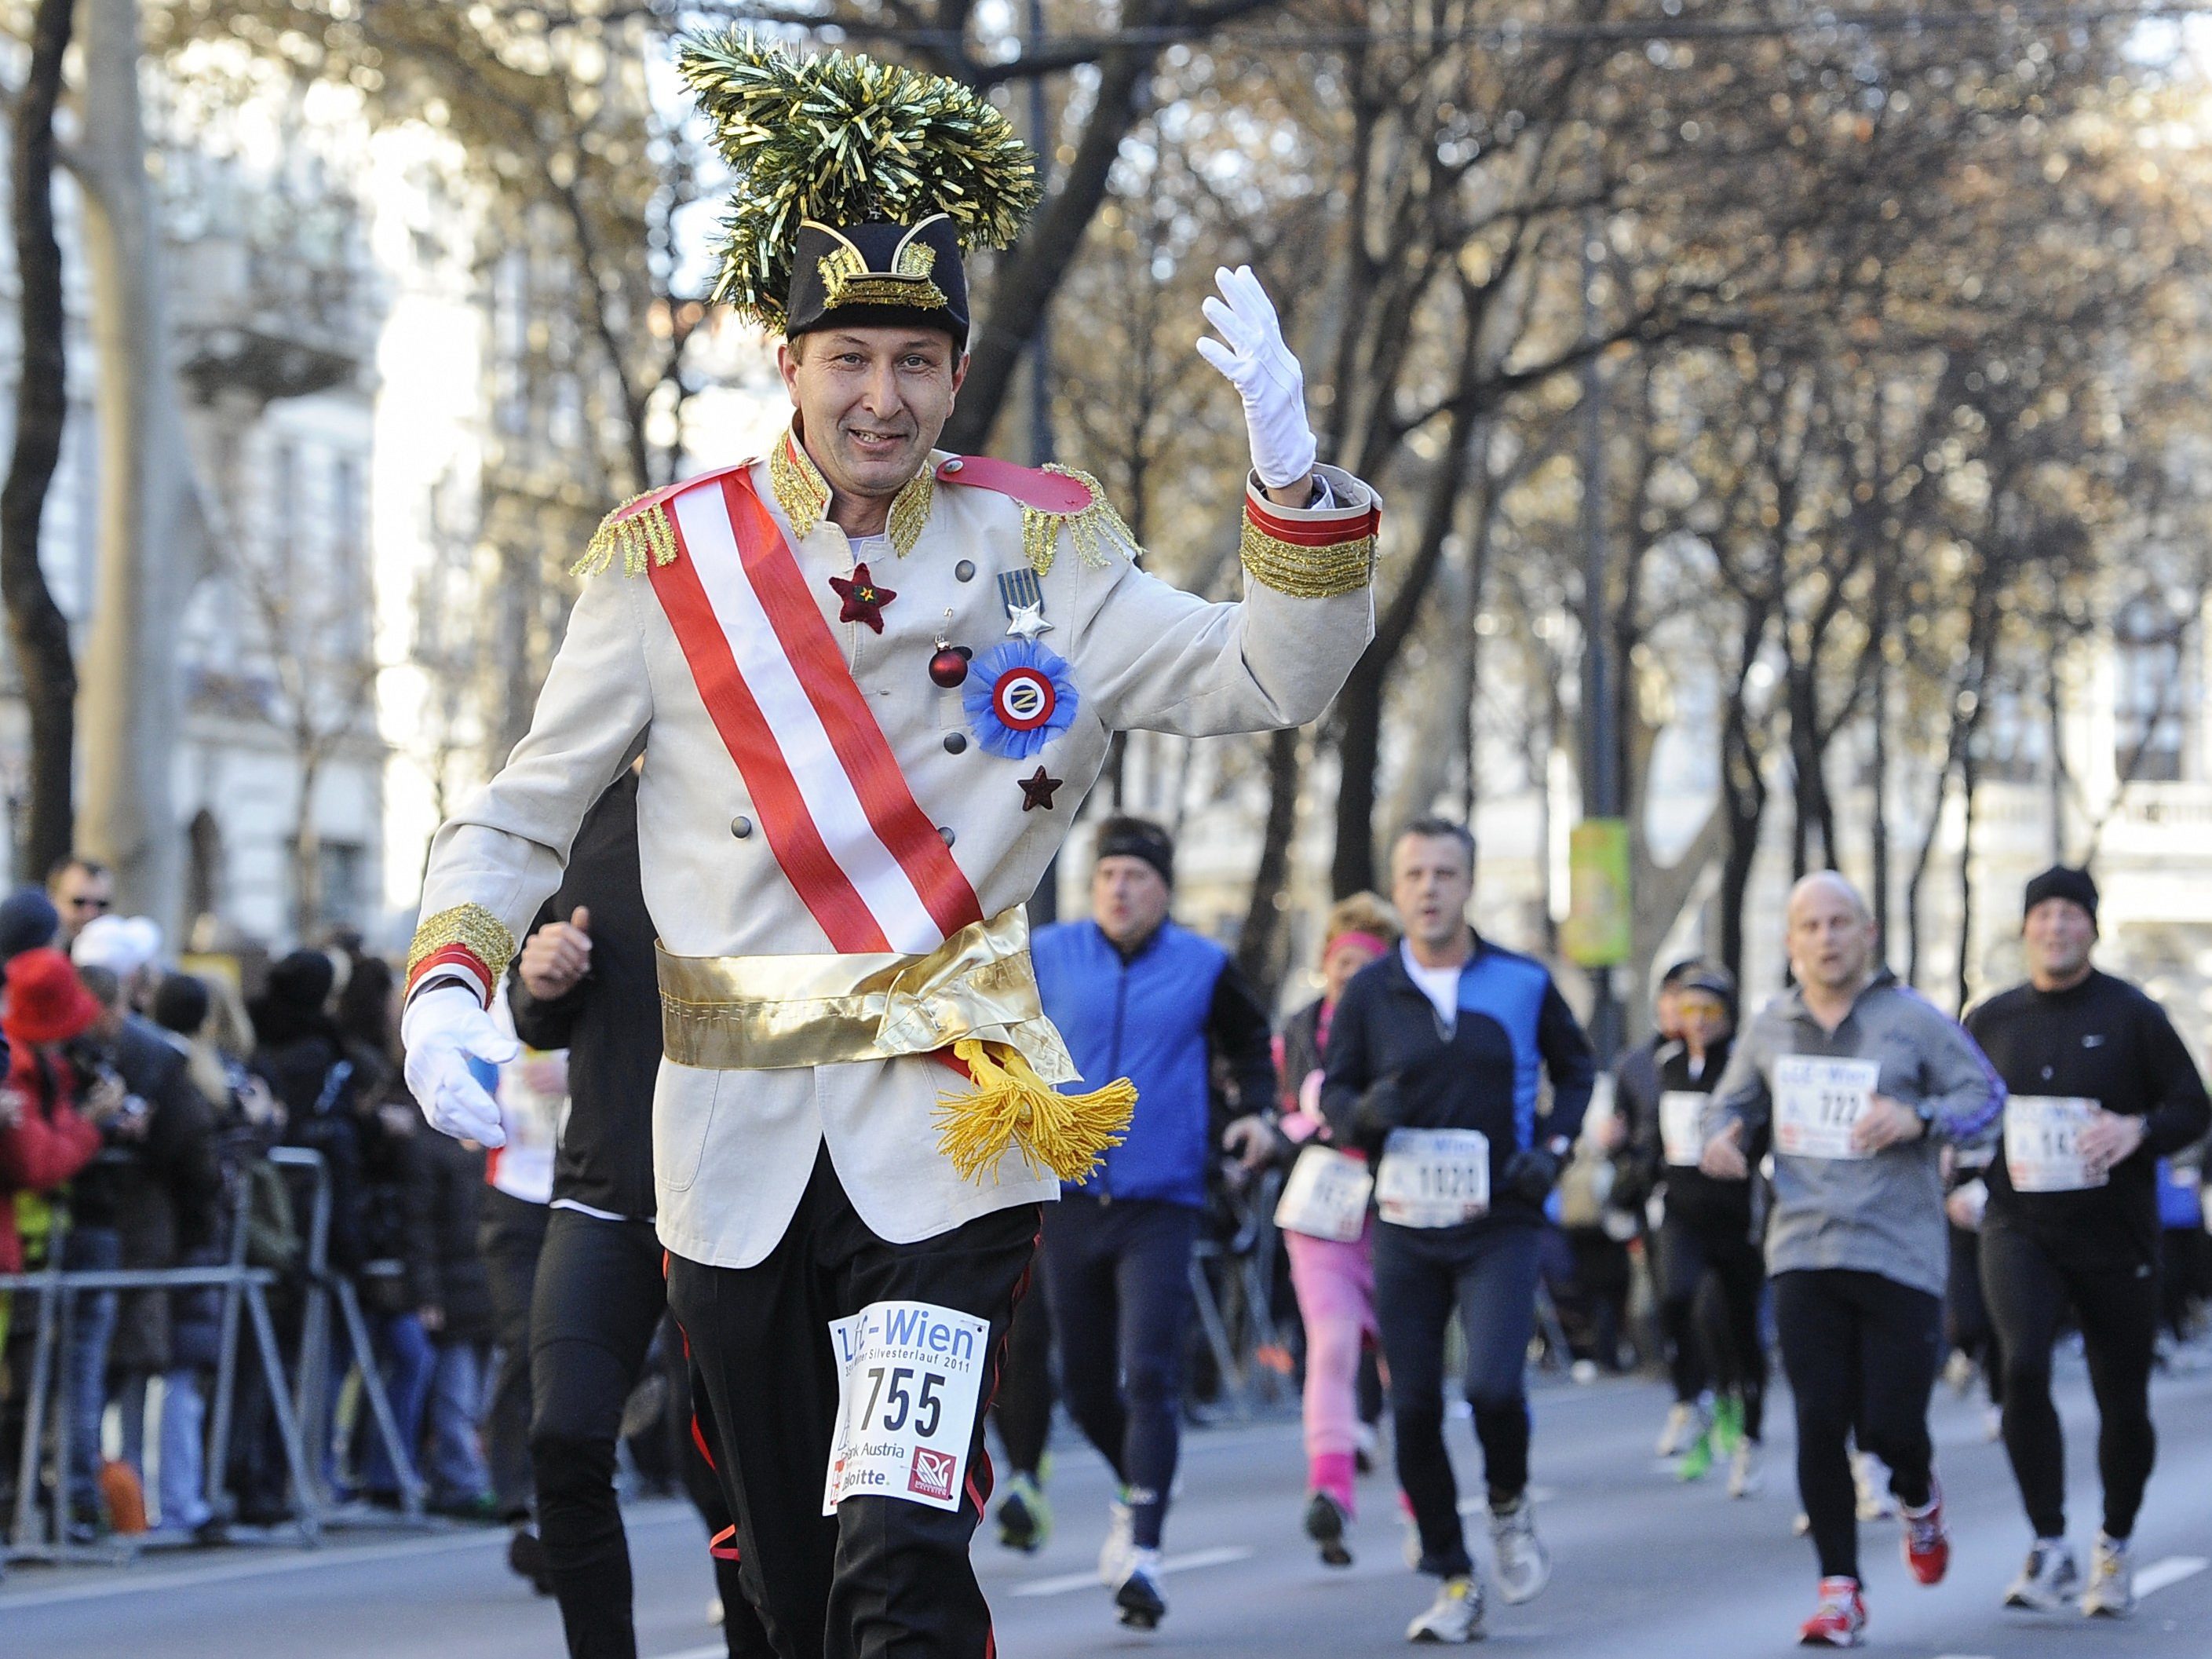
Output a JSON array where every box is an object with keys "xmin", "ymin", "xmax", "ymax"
[{"xmin": 1273, "ymin": 893, "xmax": 1397, "ymax": 1567}]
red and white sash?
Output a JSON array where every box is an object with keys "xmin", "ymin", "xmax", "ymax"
[{"xmin": 648, "ymin": 472, "xmax": 984, "ymax": 955}]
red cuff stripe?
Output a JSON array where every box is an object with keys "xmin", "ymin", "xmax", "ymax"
[
  {"xmin": 406, "ymin": 945, "xmax": 493, "ymax": 1005},
  {"xmin": 1245, "ymin": 495, "xmax": 1382, "ymax": 546}
]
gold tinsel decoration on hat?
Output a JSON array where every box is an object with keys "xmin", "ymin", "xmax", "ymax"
[{"xmin": 677, "ymin": 35, "xmax": 1041, "ymax": 328}]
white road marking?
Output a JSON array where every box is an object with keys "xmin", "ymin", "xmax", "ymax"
[
  {"xmin": 2137, "ymin": 1555, "xmax": 2210, "ymax": 1598},
  {"xmin": 1013, "ymin": 1544, "xmax": 1253, "ymax": 1597},
  {"xmin": 0, "ymin": 1506, "xmax": 700, "ymax": 1610}
]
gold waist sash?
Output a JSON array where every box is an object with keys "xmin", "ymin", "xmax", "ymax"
[{"xmin": 655, "ymin": 905, "xmax": 1078, "ymax": 1086}]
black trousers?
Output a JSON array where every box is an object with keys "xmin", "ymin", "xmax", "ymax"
[
  {"xmin": 530, "ymin": 1206, "xmax": 758, "ymax": 1659},
  {"xmin": 1657, "ymin": 1209, "xmax": 1768, "ymax": 1440},
  {"xmin": 991, "ymin": 1267, "xmax": 1053, "ymax": 1479},
  {"xmin": 1039, "ymin": 1194, "xmax": 1198, "ymax": 1551},
  {"xmin": 666, "ymin": 1152, "xmax": 1039, "ymax": 1659},
  {"xmin": 1772, "ymin": 1268, "xmax": 1943, "ymax": 1581},
  {"xmin": 1980, "ymin": 1224, "xmax": 2160, "ymax": 1541},
  {"xmin": 480, "ymin": 1186, "xmax": 549, "ymax": 1522},
  {"xmin": 1374, "ymin": 1221, "xmax": 1541, "ymax": 1578},
  {"xmin": 1944, "ymin": 1223, "xmax": 2004, "ymax": 1408}
]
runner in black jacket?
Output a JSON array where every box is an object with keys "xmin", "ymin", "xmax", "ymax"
[
  {"xmin": 1964, "ymin": 865, "xmax": 2210, "ymax": 1619},
  {"xmin": 505, "ymin": 766, "xmax": 762, "ymax": 1659},
  {"xmin": 1320, "ymin": 818, "xmax": 1593, "ymax": 1644}
]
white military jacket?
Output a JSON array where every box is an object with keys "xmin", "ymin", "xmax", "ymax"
[{"xmin": 410, "ymin": 430, "xmax": 1380, "ymax": 1268}]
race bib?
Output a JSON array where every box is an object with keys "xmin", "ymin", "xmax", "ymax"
[
  {"xmin": 822, "ymin": 1300, "xmax": 990, "ymax": 1515},
  {"xmin": 1659, "ymin": 1091, "xmax": 1710, "ymax": 1168},
  {"xmin": 1275, "ymin": 1145, "xmax": 1374, "ymax": 1242},
  {"xmin": 2005, "ymin": 1095, "xmax": 2107, "ymax": 1193},
  {"xmin": 1772, "ymin": 1055, "xmax": 1881, "ymax": 1161},
  {"xmin": 1375, "ymin": 1127, "xmax": 1491, "ymax": 1228}
]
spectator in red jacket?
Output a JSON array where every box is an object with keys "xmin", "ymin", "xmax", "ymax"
[{"xmin": 0, "ymin": 947, "xmax": 111, "ymax": 1273}]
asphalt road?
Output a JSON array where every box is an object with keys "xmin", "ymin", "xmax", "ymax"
[{"xmin": 8, "ymin": 1354, "xmax": 2212, "ymax": 1657}]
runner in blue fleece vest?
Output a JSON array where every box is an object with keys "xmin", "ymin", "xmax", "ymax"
[{"xmin": 1030, "ymin": 817, "xmax": 1279, "ymax": 1630}]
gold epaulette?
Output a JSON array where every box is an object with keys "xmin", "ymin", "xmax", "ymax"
[
  {"xmin": 1020, "ymin": 466, "xmax": 1142, "ymax": 578},
  {"xmin": 572, "ymin": 488, "xmax": 682, "ymax": 579}
]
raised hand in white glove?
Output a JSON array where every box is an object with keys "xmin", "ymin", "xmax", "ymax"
[
  {"xmin": 401, "ymin": 985, "xmax": 520, "ymax": 1146},
  {"xmin": 1195, "ymin": 265, "xmax": 1318, "ymax": 492}
]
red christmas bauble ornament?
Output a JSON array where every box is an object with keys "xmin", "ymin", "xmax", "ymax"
[{"xmin": 929, "ymin": 644, "xmax": 973, "ymax": 689}]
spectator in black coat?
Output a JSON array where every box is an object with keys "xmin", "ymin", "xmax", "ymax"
[{"xmin": 76, "ymin": 963, "xmax": 223, "ymax": 1533}]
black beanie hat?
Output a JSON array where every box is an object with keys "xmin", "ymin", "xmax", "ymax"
[
  {"xmin": 0, "ymin": 887, "xmax": 60, "ymax": 963},
  {"xmin": 2024, "ymin": 865, "xmax": 2098, "ymax": 928},
  {"xmin": 1094, "ymin": 817, "xmax": 1174, "ymax": 887},
  {"xmin": 265, "ymin": 948, "xmax": 337, "ymax": 1012}
]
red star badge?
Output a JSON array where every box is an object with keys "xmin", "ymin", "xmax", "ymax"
[
  {"xmin": 1019, "ymin": 766, "xmax": 1063, "ymax": 812},
  {"xmin": 829, "ymin": 563, "xmax": 896, "ymax": 633}
]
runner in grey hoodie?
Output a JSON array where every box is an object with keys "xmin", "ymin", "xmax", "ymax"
[{"xmin": 1700, "ymin": 872, "xmax": 2002, "ymax": 1649}]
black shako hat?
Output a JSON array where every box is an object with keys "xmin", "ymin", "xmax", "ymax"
[
  {"xmin": 787, "ymin": 214, "xmax": 971, "ymax": 346},
  {"xmin": 2023, "ymin": 864, "xmax": 2099, "ymax": 928}
]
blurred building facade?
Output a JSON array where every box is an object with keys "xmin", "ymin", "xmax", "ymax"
[{"xmin": 0, "ymin": 75, "xmax": 386, "ymax": 951}]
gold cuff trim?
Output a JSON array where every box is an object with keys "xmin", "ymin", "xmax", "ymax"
[
  {"xmin": 1239, "ymin": 517, "xmax": 1376, "ymax": 599},
  {"xmin": 771, "ymin": 428, "xmax": 934, "ymax": 556},
  {"xmin": 407, "ymin": 903, "xmax": 517, "ymax": 988},
  {"xmin": 573, "ymin": 491, "xmax": 679, "ymax": 579},
  {"xmin": 1021, "ymin": 466, "xmax": 1141, "ymax": 578}
]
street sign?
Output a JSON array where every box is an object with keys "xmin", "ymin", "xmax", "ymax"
[{"xmin": 1564, "ymin": 817, "xmax": 1632, "ymax": 968}]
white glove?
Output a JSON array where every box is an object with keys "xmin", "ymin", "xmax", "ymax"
[
  {"xmin": 1195, "ymin": 265, "xmax": 1318, "ymax": 491},
  {"xmin": 401, "ymin": 984, "xmax": 520, "ymax": 1146}
]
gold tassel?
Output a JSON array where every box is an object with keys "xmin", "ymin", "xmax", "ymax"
[
  {"xmin": 1019, "ymin": 466, "xmax": 1143, "ymax": 577},
  {"xmin": 572, "ymin": 495, "xmax": 680, "ymax": 579},
  {"xmin": 933, "ymin": 1037, "xmax": 1135, "ymax": 1185}
]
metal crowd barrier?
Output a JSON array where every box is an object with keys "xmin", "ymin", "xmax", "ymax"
[{"xmin": 2, "ymin": 1147, "xmax": 425, "ymax": 1566}]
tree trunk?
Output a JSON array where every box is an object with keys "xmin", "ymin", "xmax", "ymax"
[
  {"xmin": 941, "ymin": 0, "xmax": 1161, "ymax": 453},
  {"xmin": 75, "ymin": 0, "xmax": 193, "ymax": 930},
  {"xmin": 293, "ymin": 750, "xmax": 323, "ymax": 941},
  {"xmin": 1236, "ymin": 726, "xmax": 1303, "ymax": 1002},
  {"xmin": 1954, "ymin": 744, "xmax": 1979, "ymax": 1014},
  {"xmin": 1, "ymin": 0, "xmax": 78, "ymax": 882}
]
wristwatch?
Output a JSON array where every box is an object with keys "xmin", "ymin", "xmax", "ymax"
[{"xmin": 1914, "ymin": 1101, "xmax": 1937, "ymax": 1134}]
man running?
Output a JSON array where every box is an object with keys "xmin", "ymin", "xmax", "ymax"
[
  {"xmin": 1966, "ymin": 866, "xmax": 2210, "ymax": 1617},
  {"xmin": 399, "ymin": 39, "xmax": 1381, "ymax": 1657},
  {"xmin": 1703, "ymin": 872, "xmax": 2002, "ymax": 1647},
  {"xmin": 1031, "ymin": 817, "xmax": 1279, "ymax": 1628},
  {"xmin": 1323, "ymin": 817, "xmax": 1595, "ymax": 1644}
]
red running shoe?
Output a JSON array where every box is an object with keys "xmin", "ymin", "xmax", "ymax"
[
  {"xmin": 1901, "ymin": 1477, "xmax": 1950, "ymax": 1585},
  {"xmin": 1798, "ymin": 1577, "xmax": 1866, "ymax": 1648}
]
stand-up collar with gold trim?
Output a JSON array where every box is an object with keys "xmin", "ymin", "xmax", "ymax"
[{"xmin": 769, "ymin": 426, "xmax": 935, "ymax": 558}]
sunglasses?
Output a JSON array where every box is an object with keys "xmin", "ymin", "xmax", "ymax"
[{"xmin": 66, "ymin": 896, "xmax": 111, "ymax": 912}]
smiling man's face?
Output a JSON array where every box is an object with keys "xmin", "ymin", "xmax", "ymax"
[{"xmin": 779, "ymin": 326, "xmax": 966, "ymax": 510}]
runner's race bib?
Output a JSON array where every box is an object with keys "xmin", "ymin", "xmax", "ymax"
[
  {"xmin": 1659, "ymin": 1091, "xmax": 1710, "ymax": 1168},
  {"xmin": 1275, "ymin": 1145, "xmax": 1374, "ymax": 1242},
  {"xmin": 1375, "ymin": 1127, "xmax": 1491, "ymax": 1227},
  {"xmin": 2005, "ymin": 1095, "xmax": 2108, "ymax": 1193},
  {"xmin": 822, "ymin": 1300, "xmax": 990, "ymax": 1515},
  {"xmin": 1772, "ymin": 1055, "xmax": 1881, "ymax": 1161}
]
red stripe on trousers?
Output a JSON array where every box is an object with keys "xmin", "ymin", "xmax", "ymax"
[
  {"xmin": 723, "ymin": 475, "xmax": 984, "ymax": 941},
  {"xmin": 647, "ymin": 495, "xmax": 892, "ymax": 952}
]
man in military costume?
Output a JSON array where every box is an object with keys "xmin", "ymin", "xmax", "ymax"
[{"xmin": 401, "ymin": 38, "xmax": 1381, "ymax": 1659}]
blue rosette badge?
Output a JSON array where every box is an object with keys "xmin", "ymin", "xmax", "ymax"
[{"xmin": 965, "ymin": 640, "xmax": 1079, "ymax": 758}]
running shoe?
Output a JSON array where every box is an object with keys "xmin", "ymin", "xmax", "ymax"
[
  {"xmin": 1489, "ymin": 1493, "xmax": 1551, "ymax": 1604},
  {"xmin": 1728, "ymin": 1439, "xmax": 1765, "ymax": 1500},
  {"xmin": 1713, "ymin": 1394, "xmax": 1747, "ymax": 1455},
  {"xmin": 2080, "ymin": 1533, "xmax": 2135, "ymax": 1618},
  {"xmin": 1677, "ymin": 1425, "xmax": 1717, "ymax": 1482},
  {"xmin": 1115, "ymin": 1549, "xmax": 1168, "ymax": 1630},
  {"xmin": 1305, "ymin": 1490, "xmax": 1354, "ymax": 1568},
  {"xmin": 2003, "ymin": 1538, "xmax": 2080, "ymax": 1610},
  {"xmin": 1941, "ymin": 1349, "xmax": 1977, "ymax": 1396},
  {"xmin": 1406, "ymin": 1574, "xmax": 1485, "ymax": 1643},
  {"xmin": 1097, "ymin": 1497, "xmax": 1136, "ymax": 1588},
  {"xmin": 1798, "ymin": 1577, "xmax": 1867, "ymax": 1647},
  {"xmin": 1852, "ymin": 1451, "xmax": 1897, "ymax": 1521},
  {"xmin": 1656, "ymin": 1400, "xmax": 1708, "ymax": 1458},
  {"xmin": 1900, "ymin": 1478, "xmax": 1950, "ymax": 1586},
  {"xmin": 1983, "ymin": 1405, "xmax": 2004, "ymax": 1442},
  {"xmin": 995, "ymin": 1473, "xmax": 1051, "ymax": 1554}
]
